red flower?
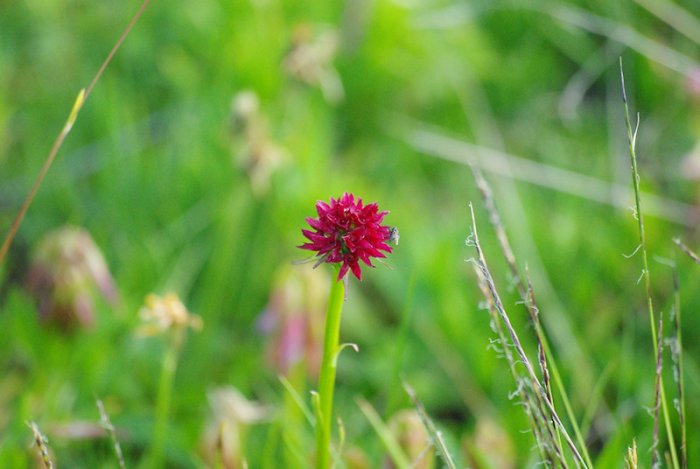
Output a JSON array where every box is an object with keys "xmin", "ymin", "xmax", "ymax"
[{"xmin": 299, "ymin": 193, "xmax": 393, "ymax": 281}]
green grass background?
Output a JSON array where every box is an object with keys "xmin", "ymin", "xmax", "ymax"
[{"xmin": 1, "ymin": 0, "xmax": 700, "ymax": 466}]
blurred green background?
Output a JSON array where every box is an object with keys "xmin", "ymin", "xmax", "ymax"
[{"xmin": 1, "ymin": 0, "xmax": 700, "ymax": 466}]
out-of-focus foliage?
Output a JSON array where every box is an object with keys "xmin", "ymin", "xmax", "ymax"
[{"xmin": 1, "ymin": 0, "xmax": 700, "ymax": 466}]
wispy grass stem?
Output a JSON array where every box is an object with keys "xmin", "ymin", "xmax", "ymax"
[
  {"xmin": 469, "ymin": 164, "xmax": 593, "ymax": 468},
  {"xmin": 0, "ymin": 0, "xmax": 153, "ymax": 265},
  {"xmin": 474, "ymin": 265, "xmax": 563, "ymax": 467},
  {"xmin": 468, "ymin": 203, "xmax": 588, "ymax": 468},
  {"xmin": 29, "ymin": 422, "xmax": 54, "ymax": 469},
  {"xmin": 672, "ymin": 272, "xmax": 687, "ymax": 469},
  {"xmin": 97, "ymin": 399, "xmax": 126, "ymax": 469},
  {"xmin": 403, "ymin": 382, "xmax": 457, "ymax": 469},
  {"xmin": 619, "ymin": 59, "xmax": 679, "ymax": 468},
  {"xmin": 652, "ymin": 316, "xmax": 664, "ymax": 467},
  {"xmin": 670, "ymin": 243, "xmax": 690, "ymax": 469},
  {"xmin": 673, "ymin": 238, "xmax": 700, "ymax": 265}
]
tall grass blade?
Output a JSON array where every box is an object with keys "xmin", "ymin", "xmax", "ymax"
[
  {"xmin": 97, "ymin": 398, "xmax": 126, "ymax": 469},
  {"xmin": 633, "ymin": 0, "xmax": 700, "ymax": 45},
  {"xmin": 356, "ymin": 398, "xmax": 411, "ymax": 469},
  {"xmin": 651, "ymin": 317, "xmax": 663, "ymax": 468},
  {"xmin": 403, "ymin": 382, "xmax": 458, "ymax": 469},
  {"xmin": 0, "ymin": 0, "xmax": 153, "ymax": 265},
  {"xmin": 673, "ymin": 238, "xmax": 700, "ymax": 266},
  {"xmin": 619, "ymin": 59, "xmax": 680, "ymax": 469},
  {"xmin": 401, "ymin": 123, "xmax": 697, "ymax": 226},
  {"xmin": 669, "ymin": 245, "xmax": 689, "ymax": 469},
  {"xmin": 279, "ymin": 375, "xmax": 315, "ymax": 426},
  {"xmin": 672, "ymin": 281, "xmax": 688, "ymax": 469}
]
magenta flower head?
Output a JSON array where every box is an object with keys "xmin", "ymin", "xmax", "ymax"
[{"xmin": 299, "ymin": 192, "xmax": 394, "ymax": 281}]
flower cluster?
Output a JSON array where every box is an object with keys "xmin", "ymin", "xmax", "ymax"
[
  {"xmin": 299, "ymin": 193, "xmax": 393, "ymax": 281},
  {"xmin": 26, "ymin": 225, "xmax": 118, "ymax": 330},
  {"xmin": 137, "ymin": 292, "xmax": 202, "ymax": 336}
]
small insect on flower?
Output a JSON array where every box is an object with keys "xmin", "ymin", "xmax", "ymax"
[
  {"xmin": 387, "ymin": 226, "xmax": 400, "ymax": 246},
  {"xmin": 299, "ymin": 193, "xmax": 394, "ymax": 281}
]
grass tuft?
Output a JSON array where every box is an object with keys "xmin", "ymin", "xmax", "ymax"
[
  {"xmin": 468, "ymin": 162, "xmax": 594, "ymax": 468},
  {"xmin": 468, "ymin": 202, "xmax": 588, "ymax": 468}
]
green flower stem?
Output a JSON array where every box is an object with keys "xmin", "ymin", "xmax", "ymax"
[
  {"xmin": 146, "ymin": 328, "xmax": 184, "ymax": 469},
  {"xmin": 316, "ymin": 273, "xmax": 346, "ymax": 469}
]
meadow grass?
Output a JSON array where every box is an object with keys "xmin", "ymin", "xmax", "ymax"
[{"xmin": 2, "ymin": 0, "xmax": 699, "ymax": 467}]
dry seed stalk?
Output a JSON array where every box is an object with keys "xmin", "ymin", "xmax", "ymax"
[
  {"xmin": 469, "ymin": 203, "xmax": 588, "ymax": 468},
  {"xmin": 29, "ymin": 422, "xmax": 54, "ymax": 469},
  {"xmin": 469, "ymin": 164, "xmax": 593, "ymax": 468}
]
